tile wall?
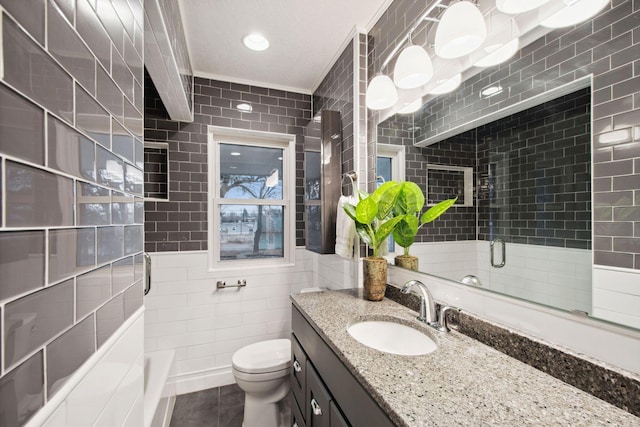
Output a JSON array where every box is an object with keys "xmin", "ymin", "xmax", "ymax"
[
  {"xmin": 143, "ymin": 73, "xmax": 311, "ymax": 251},
  {"xmin": 0, "ymin": 0, "xmax": 144, "ymax": 425},
  {"xmin": 144, "ymin": 248, "xmax": 315, "ymax": 394},
  {"xmin": 476, "ymin": 88, "xmax": 592, "ymax": 249}
]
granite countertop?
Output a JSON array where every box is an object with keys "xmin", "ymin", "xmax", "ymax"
[{"xmin": 291, "ymin": 289, "xmax": 640, "ymax": 427}]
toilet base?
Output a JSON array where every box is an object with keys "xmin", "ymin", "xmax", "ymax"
[{"xmin": 242, "ymin": 395, "xmax": 284, "ymax": 427}]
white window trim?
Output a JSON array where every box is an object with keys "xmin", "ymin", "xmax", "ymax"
[
  {"xmin": 207, "ymin": 126, "xmax": 296, "ymax": 272},
  {"xmin": 376, "ymin": 143, "xmax": 405, "ymax": 182}
]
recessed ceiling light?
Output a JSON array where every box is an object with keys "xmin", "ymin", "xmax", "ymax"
[
  {"xmin": 230, "ymin": 166, "xmax": 237, "ymax": 169},
  {"xmin": 230, "ymin": 152, "xmax": 241, "ymax": 156},
  {"xmin": 242, "ymin": 33, "xmax": 269, "ymax": 51},
  {"xmin": 277, "ymin": 157, "xmax": 283, "ymax": 160},
  {"xmin": 236, "ymin": 103, "xmax": 253, "ymax": 112}
]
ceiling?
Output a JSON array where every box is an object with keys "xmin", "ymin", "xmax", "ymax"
[{"xmin": 177, "ymin": 0, "xmax": 392, "ymax": 94}]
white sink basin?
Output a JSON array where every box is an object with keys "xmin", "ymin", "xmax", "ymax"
[{"xmin": 347, "ymin": 321, "xmax": 437, "ymax": 356}]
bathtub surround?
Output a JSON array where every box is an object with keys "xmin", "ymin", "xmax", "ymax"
[{"xmin": 0, "ymin": 0, "xmax": 144, "ymax": 426}]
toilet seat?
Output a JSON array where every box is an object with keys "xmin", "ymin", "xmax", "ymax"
[{"xmin": 232, "ymin": 339, "xmax": 291, "ymax": 374}]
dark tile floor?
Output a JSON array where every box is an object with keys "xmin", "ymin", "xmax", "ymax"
[
  {"xmin": 170, "ymin": 384, "xmax": 244, "ymax": 427},
  {"xmin": 169, "ymin": 384, "xmax": 291, "ymax": 427}
]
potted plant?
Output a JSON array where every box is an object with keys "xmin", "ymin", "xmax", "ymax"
[
  {"xmin": 390, "ymin": 182, "xmax": 457, "ymax": 271},
  {"xmin": 343, "ymin": 181, "xmax": 406, "ymax": 301}
]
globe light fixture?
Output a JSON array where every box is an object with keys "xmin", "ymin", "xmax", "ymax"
[
  {"xmin": 435, "ymin": 1, "xmax": 487, "ymax": 59},
  {"xmin": 366, "ymin": 74, "xmax": 398, "ymax": 110},
  {"xmin": 393, "ymin": 44, "xmax": 434, "ymax": 89}
]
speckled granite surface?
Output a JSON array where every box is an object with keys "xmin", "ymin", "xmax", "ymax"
[
  {"xmin": 291, "ymin": 289, "xmax": 640, "ymax": 427},
  {"xmin": 385, "ymin": 284, "xmax": 640, "ymax": 417}
]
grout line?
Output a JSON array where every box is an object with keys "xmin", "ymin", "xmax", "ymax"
[{"xmin": 0, "ymin": 8, "xmax": 4, "ymax": 81}]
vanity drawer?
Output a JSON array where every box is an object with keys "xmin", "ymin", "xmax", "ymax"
[
  {"xmin": 291, "ymin": 334, "xmax": 307, "ymax": 418},
  {"xmin": 305, "ymin": 361, "xmax": 332, "ymax": 427},
  {"xmin": 291, "ymin": 393, "xmax": 306, "ymax": 427}
]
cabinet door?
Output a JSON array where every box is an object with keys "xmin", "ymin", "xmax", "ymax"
[
  {"xmin": 330, "ymin": 401, "xmax": 350, "ymax": 427},
  {"xmin": 291, "ymin": 334, "xmax": 307, "ymax": 419},
  {"xmin": 291, "ymin": 394, "xmax": 306, "ymax": 427},
  {"xmin": 305, "ymin": 362, "xmax": 331, "ymax": 427}
]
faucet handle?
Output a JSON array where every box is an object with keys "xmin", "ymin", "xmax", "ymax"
[{"xmin": 436, "ymin": 306, "xmax": 461, "ymax": 332}]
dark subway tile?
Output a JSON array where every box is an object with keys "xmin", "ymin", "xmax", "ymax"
[
  {"xmin": 97, "ymin": 226, "xmax": 124, "ymax": 263},
  {"xmin": 112, "ymin": 191, "xmax": 135, "ymax": 224},
  {"xmin": 112, "ymin": 0, "xmax": 135, "ymax": 40},
  {"xmin": 1, "ymin": 0, "xmax": 45, "ymax": 44},
  {"xmin": 97, "ymin": 145, "xmax": 125, "ymax": 190},
  {"xmin": 53, "ymin": 0, "xmax": 75, "ymax": 22},
  {"xmin": 96, "ymin": 293, "xmax": 124, "ymax": 347},
  {"xmin": 2, "ymin": 15, "xmax": 73, "ymax": 123},
  {"xmin": 77, "ymin": 182, "xmax": 111, "ymax": 226},
  {"xmin": 113, "ymin": 118, "xmax": 135, "ymax": 163},
  {"xmin": 49, "ymin": 228, "xmax": 96, "ymax": 283},
  {"xmin": 0, "ymin": 231, "xmax": 45, "ymax": 301},
  {"xmin": 0, "ymin": 83, "xmax": 45, "ymax": 164},
  {"xmin": 97, "ymin": 65, "xmax": 124, "ymax": 122},
  {"xmin": 46, "ymin": 314, "xmax": 95, "ymax": 397},
  {"xmin": 76, "ymin": 265, "xmax": 112, "ymax": 319},
  {"xmin": 594, "ymin": 250, "xmax": 634, "ymax": 268},
  {"xmin": 123, "ymin": 281, "xmax": 143, "ymax": 318},
  {"xmin": 4, "ymin": 280, "xmax": 73, "ymax": 368},
  {"xmin": 76, "ymin": 85, "xmax": 111, "ymax": 148},
  {"xmin": 48, "ymin": 116, "xmax": 96, "ymax": 181},
  {"xmin": 48, "ymin": 1, "xmax": 96, "ymax": 93},
  {"xmin": 76, "ymin": 0, "xmax": 111, "ymax": 70},
  {"xmin": 125, "ymin": 163, "xmax": 144, "ymax": 195},
  {"xmin": 112, "ymin": 256, "xmax": 135, "ymax": 293},
  {"xmin": 112, "ymin": 49, "xmax": 134, "ymax": 101},
  {"xmin": 5, "ymin": 161, "xmax": 73, "ymax": 227},
  {"xmin": 124, "ymin": 225, "xmax": 144, "ymax": 255},
  {"xmin": 0, "ymin": 351, "xmax": 44, "ymax": 427},
  {"xmin": 96, "ymin": 0, "xmax": 124, "ymax": 54}
]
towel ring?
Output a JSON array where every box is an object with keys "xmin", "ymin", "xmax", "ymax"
[{"xmin": 341, "ymin": 171, "xmax": 357, "ymax": 197}]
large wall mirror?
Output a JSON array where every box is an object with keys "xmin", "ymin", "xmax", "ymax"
[{"xmin": 373, "ymin": 1, "xmax": 639, "ymax": 332}]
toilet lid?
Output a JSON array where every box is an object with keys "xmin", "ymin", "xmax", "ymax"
[{"xmin": 232, "ymin": 339, "xmax": 291, "ymax": 374}]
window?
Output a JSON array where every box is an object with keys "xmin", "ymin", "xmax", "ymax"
[
  {"xmin": 208, "ymin": 126, "xmax": 296, "ymax": 270},
  {"xmin": 376, "ymin": 143, "xmax": 405, "ymax": 254}
]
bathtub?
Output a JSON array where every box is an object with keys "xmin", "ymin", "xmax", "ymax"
[{"xmin": 144, "ymin": 350, "xmax": 176, "ymax": 427}]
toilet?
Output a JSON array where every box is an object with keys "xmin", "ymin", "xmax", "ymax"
[{"xmin": 232, "ymin": 338, "xmax": 291, "ymax": 427}]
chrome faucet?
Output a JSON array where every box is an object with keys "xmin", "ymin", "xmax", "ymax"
[
  {"xmin": 401, "ymin": 280, "xmax": 437, "ymax": 325},
  {"xmin": 401, "ymin": 280, "xmax": 460, "ymax": 332}
]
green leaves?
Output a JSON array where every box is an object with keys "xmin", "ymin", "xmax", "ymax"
[
  {"xmin": 420, "ymin": 197, "xmax": 458, "ymax": 225},
  {"xmin": 341, "ymin": 179, "xmax": 457, "ymax": 257}
]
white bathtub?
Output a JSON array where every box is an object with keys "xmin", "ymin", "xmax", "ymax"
[{"xmin": 144, "ymin": 350, "xmax": 176, "ymax": 427}]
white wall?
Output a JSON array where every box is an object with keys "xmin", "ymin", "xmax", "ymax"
[
  {"xmin": 593, "ymin": 267, "xmax": 640, "ymax": 330},
  {"xmin": 407, "ymin": 241, "xmax": 592, "ymax": 314},
  {"xmin": 313, "ymin": 253, "xmax": 359, "ymax": 290},
  {"xmin": 26, "ymin": 310, "xmax": 145, "ymax": 427},
  {"xmin": 144, "ymin": 248, "xmax": 315, "ymax": 394}
]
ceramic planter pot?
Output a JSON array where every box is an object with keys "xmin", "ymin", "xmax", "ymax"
[
  {"xmin": 394, "ymin": 254, "xmax": 418, "ymax": 271},
  {"xmin": 362, "ymin": 257, "xmax": 387, "ymax": 301}
]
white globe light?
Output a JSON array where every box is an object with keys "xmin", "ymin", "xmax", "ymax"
[
  {"xmin": 435, "ymin": 1, "xmax": 487, "ymax": 59},
  {"xmin": 428, "ymin": 73, "xmax": 462, "ymax": 95},
  {"xmin": 366, "ymin": 75, "xmax": 398, "ymax": 110},
  {"xmin": 496, "ymin": 0, "xmax": 552, "ymax": 14},
  {"xmin": 475, "ymin": 37, "xmax": 520, "ymax": 67},
  {"xmin": 393, "ymin": 45, "xmax": 434, "ymax": 89},
  {"xmin": 541, "ymin": 0, "xmax": 609, "ymax": 28}
]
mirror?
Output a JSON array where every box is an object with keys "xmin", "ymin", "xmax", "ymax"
[{"xmin": 378, "ymin": 85, "xmax": 592, "ymax": 316}]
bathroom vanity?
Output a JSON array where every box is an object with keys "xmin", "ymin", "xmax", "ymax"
[{"xmin": 290, "ymin": 289, "xmax": 639, "ymax": 426}]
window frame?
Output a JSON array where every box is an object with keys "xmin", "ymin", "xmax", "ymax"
[{"xmin": 207, "ymin": 126, "xmax": 296, "ymax": 272}]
